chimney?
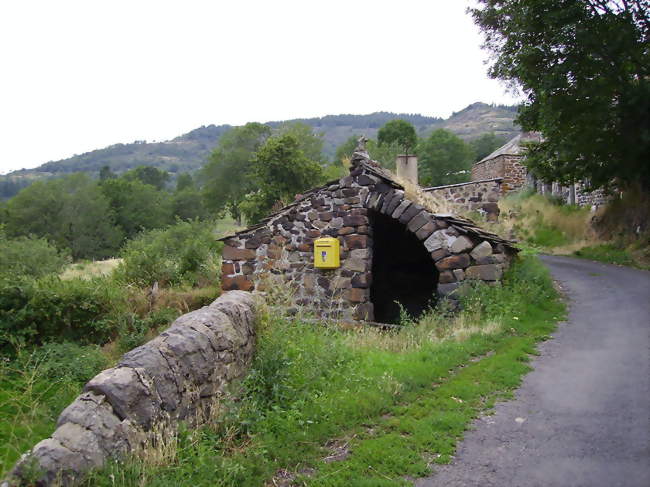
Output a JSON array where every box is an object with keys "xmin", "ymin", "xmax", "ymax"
[{"xmin": 396, "ymin": 154, "xmax": 418, "ymax": 186}]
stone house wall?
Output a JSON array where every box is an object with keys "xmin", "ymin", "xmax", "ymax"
[
  {"xmin": 470, "ymin": 133, "xmax": 613, "ymax": 209},
  {"xmin": 471, "ymin": 155, "xmax": 527, "ymax": 194},
  {"xmin": 221, "ymin": 162, "xmax": 517, "ymax": 322},
  {"xmin": 424, "ymin": 178, "xmax": 502, "ymax": 221}
]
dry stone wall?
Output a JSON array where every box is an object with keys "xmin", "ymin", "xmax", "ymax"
[
  {"xmin": 221, "ymin": 162, "xmax": 517, "ymax": 322},
  {"xmin": 4, "ymin": 291, "xmax": 256, "ymax": 487},
  {"xmin": 424, "ymin": 179, "xmax": 502, "ymax": 221}
]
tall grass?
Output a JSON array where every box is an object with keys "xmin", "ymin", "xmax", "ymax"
[
  {"xmin": 81, "ymin": 255, "xmax": 563, "ymax": 486},
  {"xmin": 0, "ymin": 219, "xmax": 228, "ymax": 478},
  {"xmin": 496, "ymin": 191, "xmax": 592, "ymax": 248}
]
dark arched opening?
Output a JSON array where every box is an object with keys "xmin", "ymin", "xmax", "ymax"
[{"xmin": 370, "ymin": 210, "xmax": 439, "ymax": 324}]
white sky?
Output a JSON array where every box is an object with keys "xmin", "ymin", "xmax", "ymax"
[{"xmin": 0, "ymin": 0, "xmax": 520, "ymax": 174}]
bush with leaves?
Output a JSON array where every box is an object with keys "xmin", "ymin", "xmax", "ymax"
[
  {"xmin": 0, "ymin": 276, "xmax": 127, "ymax": 353},
  {"xmin": 0, "ymin": 230, "xmax": 70, "ymax": 280},
  {"xmin": 115, "ymin": 220, "xmax": 222, "ymax": 288}
]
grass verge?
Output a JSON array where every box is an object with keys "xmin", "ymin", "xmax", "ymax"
[{"xmin": 81, "ymin": 255, "xmax": 564, "ymax": 486}]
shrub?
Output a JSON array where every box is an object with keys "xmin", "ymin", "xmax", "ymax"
[
  {"xmin": 0, "ymin": 232, "xmax": 70, "ymax": 280},
  {"xmin": 116, "ymin": 220, "xmax": 222, "ymax": 288},
  {"xmin": 0, "ymin": 276, "xmax": 127, "ymax": 353},
  {"xmin": 17, "ymin": 342, "xmax": 109, "ymax": 384},
  {"xmin": 115, "ymin": 307, "xmax": 180, "ymax": 354}
]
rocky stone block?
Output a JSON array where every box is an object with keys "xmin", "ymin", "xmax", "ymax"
[
  {"xmin": 343, "ymin": 215, "xmax": 369, "ymax": 226},
  {"xmin": 392, "ymin": 200, "xmax": 411, "ymax": 219},
  {"xmin": 343, "ymin": 257, "xmax": 367, "ymax": 272},
  {"xmin": 351, "ymin": 273, "xmax": 372, "ymax": 288},
  {"xmin": 450, "ymin": 236, "xmax": 474, "ymax": 254},
  {"xmin": 222, "ymin": 246, "xmax": 256, "ymax": 261},
  {"xmin": 334, "ymin": 277, "xmax": 352, "ymax": 289},
  {"xmin": 453, "ymin": 269, "xmax": 466, "ymax": 281},
  {"xmin": 379, "ymin": 190, "xmax": 396, "ymax": 214},
  {"xmin": 398, "ymin": 204, "xmax": 423, "ymax": 224},
  {"xmin": 353, "ymin": 303, "xmax": 374, "ymax": 321},
  {"xmin": 437, "ymin": 282, "xmax": 461, "ymax": 298},
  {"xmin": 345, "ymin": 288, "xmax": 368, "ymax": 303},
  {"xmin": 424, "ymin": 229, "xmax": 456, "ymax": 253},
  {"xmin": 56, "ymin": 392, "xmax": 131, "ymax": 457},
  {"xmin": 415, "ymin": 221, "xmax": 436, "ymax": 240},
  {"xmin": 350, "ymin": 249, "xmax": 370, "ymax": 259},
  {"xmin": 345, "ymin": 235, "xmax": 368, "ymax": 249},
  {"xmin": 118, "ymin": 344, "xmax": 180, "ymax": 413},
  {"xmin": 465, "ymin": 264, "xmax": 503, "ymax": 281},
  {"xmin": 222, "ymin": 274, "xmax": 254, "ymax": 291},
  {"xmin": 435, "ymin": 254, "xmax": 471, "ymax": 271},
  {"xmin": 430, "ymin": 248, "xmax": 450, "ymax": 262},
  {"xmin": 470, "ymin": 241, "xmax": 493, "ymax": 260},
  {"xmin": 84, "ymin": 367, "xmax": 161, "ymax": 429},
  {"xmin": 356, "ymin": 174, "xmax": 379, "ymax": 186},
  {"xmin": 330, "ymin": 217, "xmax": 344, "ymax": 229},
  {"xmin": 385, "ymin": 190, "xmax": 404, "ymax": 215},
  {"xmin": 406, "ymin": 211, "xmax": 430, "ymax": 233},
  {"xmin": 438, "ymin": 271, "xmax": 456, "ymax": 284},
  {"xmin": 11, "ymin": 437, "xmax": 87, "ymax": 486}
]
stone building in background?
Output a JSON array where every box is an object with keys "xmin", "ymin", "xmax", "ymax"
[
  {"xmin": 425, "ymin": 131, "xmax": 612, "ymax": 215},
  {"xmin": 219, "ymin": 147, "xmax": 517, "ymax": 324}
]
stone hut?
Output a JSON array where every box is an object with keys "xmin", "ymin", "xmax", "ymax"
[
  {"xmin": 219, "ymin": 146, "xmax": 517, "ymax": 324},
  {"xmin": 471, "ymin": 131, "xmax": 542, "ymax": 193}
]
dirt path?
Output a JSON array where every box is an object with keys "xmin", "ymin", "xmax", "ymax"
[{"xmin": 416, "ymin": 255, "xmax": 650, "ymax": 487}]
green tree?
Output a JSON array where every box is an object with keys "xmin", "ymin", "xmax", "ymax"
[
  {"xmin": 123, "ymin": 165, "xmax": 170, "ymax": 190},
  {"xmin": 0, "ymin": 230, "xmax": 70, "ymax": 279},
  {"xmin": 172, "ymin": 188, "xmax": 208, "ymax": 221},
  {"xmin": 334, "ymin": 135, "xmax": 360, "ymax": 165},
  {"xmin": 99, "ymin": 165, "xmax": 117, "ymax": 181},
  {"xmin": 202, "ymin": 123, "xmax": 272, "ymax": 224},
  {"xmin": 416, "ymin": 129, "xmax": 474, "ymax": 187},
  {"xmin": 100, "ymin": 178, "xmax": 172, "ymax": 241},
  {"xmin": 368, "ymin": 139, "xmax": 401, "ymax": 170},
  {"xmin": 5, "ymin": 174, "xmax": 122, "ymax": 259},
  {"xmin": 471, "ymin": 0, "xmax": 650, "ymax": 189},
  {"xmin": 175, "ymin": 173, "xmax": 195, "ymax": 191},
  {"xmin": 377, "ymin": 120, "xmax": 418, "ymax": 155},
  {"xmin": 470, "ymin": 133, "xmax": 507, "ymax": 162},
  {"xmin": 277, "ymin": 122, "xmax": 325, "ymax": 162},
  {"xmin": 242, "ymin": 134, "xmax": 322, "ymax": 223}
]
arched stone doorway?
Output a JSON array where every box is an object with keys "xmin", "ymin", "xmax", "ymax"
[{"xmin": 369, "ymin": 210, "xmax": 439, "ymax": 324}]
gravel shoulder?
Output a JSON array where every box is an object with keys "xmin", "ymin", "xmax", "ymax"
[{"xmin": 416, "ymin": 255, "xmax": 650, "ymax": 487}]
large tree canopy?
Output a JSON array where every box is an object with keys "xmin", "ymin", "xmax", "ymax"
[
  {"xmin": 201, "ymin": 123, "xmax": 272, "ymax": 224},
  {"xmin": 377, "ymin": 120, "xmax": 418, "ymax": 155},
  {"xmin": 471, "ymin": 0, "xmax": 650, "ymax": 190},
  {"xmin": 416, "ymin": 129, "xmax": 475, "ymax": 187},
  {"xmin": 241, "ymin": 134, "xmax": 322, "ymax": 223},
  {"xmin": 5, "ymin": 174, "xmax": 122, "ymax": 259}
]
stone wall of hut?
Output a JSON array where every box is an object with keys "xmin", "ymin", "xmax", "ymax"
[{"xmin": 220, "ymin": 164, "xmax": 517, "ymax": 323}]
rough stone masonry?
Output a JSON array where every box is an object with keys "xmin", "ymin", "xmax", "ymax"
[
  {"xmin": 4, "ymin": 291, "xmax": 256, "ymax": 487},
  {"xmin": 220, "ymin": 148, "xmax": 518, "ymax": 322}
]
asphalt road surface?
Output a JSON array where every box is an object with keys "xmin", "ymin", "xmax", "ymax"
[{"xmin": 416, "ymin": 255, "xmax": 650, "ymax": 487}]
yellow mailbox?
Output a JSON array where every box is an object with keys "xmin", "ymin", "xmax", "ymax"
[{"xmin": 314, "ymin": 237, "xmax": 340, "ymax": 269}]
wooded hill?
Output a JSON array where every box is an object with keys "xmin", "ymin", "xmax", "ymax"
[{"xmin": 1, "ymin": 102, "xmax": 518, "ymax": 198}]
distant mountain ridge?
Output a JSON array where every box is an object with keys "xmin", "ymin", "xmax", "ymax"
[{"xmin": 1, "ymin": 102, "xmax": 519, "ymax": 198}]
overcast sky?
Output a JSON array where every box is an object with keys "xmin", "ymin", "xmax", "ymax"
[{"xmin": 0, "ymin": 0, "xmax": 520, "ymax": 174}]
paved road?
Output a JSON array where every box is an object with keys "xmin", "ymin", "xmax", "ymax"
[{"xmin": 416, "ymin": 255, "xmax": 650, "ymax": 487}]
